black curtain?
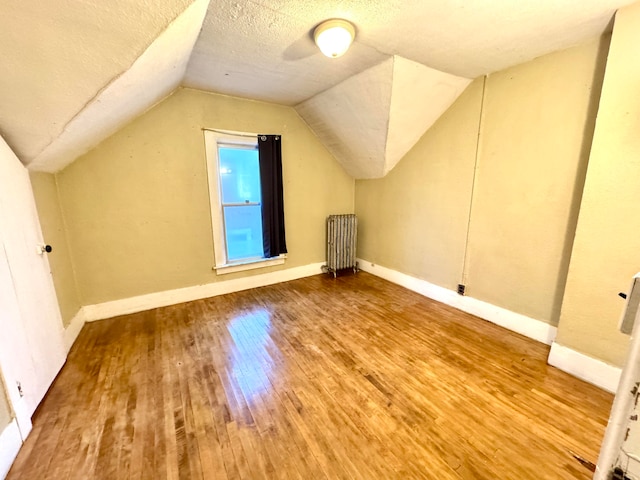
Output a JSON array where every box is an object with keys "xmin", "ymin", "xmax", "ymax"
[{"xmin": 258, "ymin": 135, "xmax": 287, "ymax": 258}]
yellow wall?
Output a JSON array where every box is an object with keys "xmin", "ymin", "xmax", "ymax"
[
  {"xmin": 55, "ymin": 88, "xmax": 354, "ymax": 305},
  {"xmin": 556, "ymin": 3, "xmax": 640, "ymax": 367},
  {"xmin": 30, "ymin": 172, "xmax": 82, "ymax": 327},
  {"xmin": 465, "ymin": 36, "xmax": 608, "ymax": 325},
  {"xmin": 356, "ymin": 79, "xmax": 483, "ymax": 289},
  {"xmin": 26, "ymin": 23, "xmax": 630, "ymax": 374},
  {"xmin": 355, "ymin": 36, "xmax": 607, "ymax": 327}
]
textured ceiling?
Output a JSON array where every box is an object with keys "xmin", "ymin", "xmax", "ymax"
[
  {"xmin": 0, "ymin": 0, "xmax": 199, "ymax": 166},
  {"xmin": 27, "ymin": 0, "xmax": 209, "ymax": 172},
  {"xmin": 0, "ymin": 0, "xmax": 635, "ymax": 176},
  {"xmin": 184, "ymin": 0, "xmax": 632, "ymax": 106},
  {"xmin": 296, "ymin": 57, "xmax": 471, "ymax": 179}
]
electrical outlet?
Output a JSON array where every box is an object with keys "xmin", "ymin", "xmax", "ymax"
[{"xmin": 457, "ymin": 284, "xmax": 466, "ymax": 296}]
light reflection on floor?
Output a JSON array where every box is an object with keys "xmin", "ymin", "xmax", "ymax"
[{"xmin": 226, "ymin": 307, "xmax": 275, "ymax": 402}]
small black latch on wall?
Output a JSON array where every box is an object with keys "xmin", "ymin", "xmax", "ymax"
[
  {"xmin": 457, "ymin": 284, "xmax": 466, "ymax": 296},
  {"xmin": 612, "ymin": 467, "xmax": 632, "ymax": 480}
]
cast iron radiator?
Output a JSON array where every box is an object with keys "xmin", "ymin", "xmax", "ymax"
[{"xmin": 323, "ymin": 214, "xmax": 358, "ymax": 278}]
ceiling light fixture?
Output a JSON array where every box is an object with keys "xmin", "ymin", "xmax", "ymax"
[{"xmin": 314, "ymin": 19, "xmax": 356, "ymax": 58}]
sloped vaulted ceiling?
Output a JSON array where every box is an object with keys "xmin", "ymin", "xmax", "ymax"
[
  {"xmin": 0, "ymin": 0, "xmax": 636, "ymax": 177},
  {"xmin": 0, "ymin": 0, "xmax": 209, "ymax": 173},
  {"xmin": 28, "ymin": 0, "xmax": 210, "ymax": 172},
  {"xmin": 296, "ymin": 56, "xmax": 471, "ymax": 179}
]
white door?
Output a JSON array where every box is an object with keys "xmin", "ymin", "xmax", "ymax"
[
  {"xmin": 0, "ymin": 137, "xmax": 66, "ymax": 437},
  {"xmin": 596, "ymin": 275, "xmax": 640, "ymax": 479},
  {"xmin": 0, "ymin": 238, "xmax": 37, "ymax": 437}
]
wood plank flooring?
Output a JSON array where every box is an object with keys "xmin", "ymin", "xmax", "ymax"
[{"xmin": 7, "ymin": 272, "xmax": 613, "ymax": 479}]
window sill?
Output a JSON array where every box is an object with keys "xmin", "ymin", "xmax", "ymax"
[{"xmin": 214, "ymin": 255, "xmax": 286, "ymax": 275}]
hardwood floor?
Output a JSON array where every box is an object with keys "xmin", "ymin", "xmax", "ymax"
[{"xmin": 7, "ymin": 272, "xmax": 612, "ymax": 479}]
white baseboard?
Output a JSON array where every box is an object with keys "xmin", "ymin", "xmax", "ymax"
[
  {"xmin": 357, "ymin": 259, "xmax": 557, "ymax": 345},
  {"xmin": 0, "ymin": 420, "xmax": 22, "ymax": 479},
  {"xmin": 548, "ymin": 342, "xmax": 621, "ymax": 393},
  {"xmin": 356, "ymin": 260, "xmax": 623, "ymax": 391},
  {"xmin": 57, "ymin": 259, "xmax": 621, "ymax": 402},
  {"xmin": 83, "ymin": 262, "xmax": 325, "ymax": 322},
  {"xmin": 63, "ymin": 309, "xmax": 86, "ymax": 353}
]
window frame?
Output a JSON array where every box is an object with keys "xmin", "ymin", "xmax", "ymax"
[{"xmin": 204, "ymin": 129, "xmax": 286, "ymax": 275}]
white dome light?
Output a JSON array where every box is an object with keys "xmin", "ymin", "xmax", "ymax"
[{"xmin": 314, "ymin": 19, "xmax": 356, "ymax": 58}]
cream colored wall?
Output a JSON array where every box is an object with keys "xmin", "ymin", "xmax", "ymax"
[
  {"xmin": 355, "ymin": 36, "xmax": 607, "ymax": 327},
  {"xmin": 30, "ymin": 172, "xmax": 82, "ymax": 327},
  {"xmin": 55, "ymin": 88, "xmax": 354, "ymax": 305},
  {"xmin": 356, "ymin": 79, "xmax": 483, "ymax": 289},
  {"xmin": 465, "ymin": 36, "xmax": 608, "ymax": 325},
  {"xmin": 0, "ymin": 376, "xmax": 11, "ymax": 431},
  {"xmin": 556, "ymin": 2, "xmax": 640, "ymax": 367}
]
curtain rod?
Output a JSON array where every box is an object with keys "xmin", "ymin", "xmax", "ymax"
[{"xmin": 202, "ymin": 128, "xmax": 259, "ymax": 138}]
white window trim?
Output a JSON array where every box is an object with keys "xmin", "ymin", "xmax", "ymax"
[{"xmin": 203, "ymin": 129, "xmax": 286, "ymax": 275}]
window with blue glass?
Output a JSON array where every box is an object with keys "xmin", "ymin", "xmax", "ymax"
[
  {"xmin": 204, "ymin": 130, "xmax": 286, "ymax": 274},
  {"xmin": 217, "ymin": 144, "xmax": 263, "ymax": 261}
]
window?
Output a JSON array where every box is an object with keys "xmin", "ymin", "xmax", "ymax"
[
  {"xmin": 204, "ymin": 130, "xmax": 286, "ymax": 274},
  {"xmin": 218, "ymin": 144, "xmax": 263, "ymax": 261}
]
